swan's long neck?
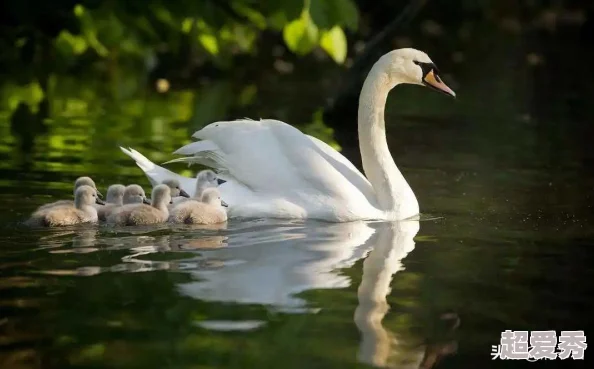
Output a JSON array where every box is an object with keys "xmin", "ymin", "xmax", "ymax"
[{"xmin": 358, "ymin": 63, "xmax": 418, "ymax": 218}]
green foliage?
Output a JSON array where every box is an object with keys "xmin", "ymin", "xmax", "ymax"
[
  {"xmin": 320, "ymin": 26, "xmax": 347, "ymax": 64},
  {"xmin": 310, "ymin": 0, "xmax": 359, "ymax": 31},
  {"xmin": 28, "ymin": 0, "xmax": 360, "ymax": 68},
  {"xmin": 301, "ymin": 109, "xmax": 341, "ymax": 151},
  {"xmin": 283, "ymin": 0, "xmax": 357, "ymax": 63},
  {"xmin": 283, "ymin": 10, "xmax": 319, "ymax": 56}
]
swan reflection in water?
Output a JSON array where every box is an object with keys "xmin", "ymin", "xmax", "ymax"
[{"xmin": 178, "ymin": 219, "xmax": 459, "ymax": 368}]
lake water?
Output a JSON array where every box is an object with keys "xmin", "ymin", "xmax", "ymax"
[{"xmin": 1, "ymin": 42, "xmax": 593, "ymax": 368}]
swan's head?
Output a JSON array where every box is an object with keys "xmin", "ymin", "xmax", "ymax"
[
  {"xmin": 162, "ymin": 179, "xmax": 190, "ymax": 198},
  {"xmin": 74, "ymin": 176, "xmax": 103, "ymax": 198},
  {"xmin": 201, "ymin": 188, "xmax": 228, "ymax": 208},
  {"xmin": 378, "ymin": 48, "xmax": 455, "ymax": 97},
  {"xmin": 124, "ymin": 184, "xmax": 150, "ymax": 205},
  {"xmin": 151, "ymin": 184, "xmax": 172, "ymax": 207},
  {"xmin": 106, "ymin": 184, "xmax": 126, "ymax": 204},
  {"xmin": 75, "ymin": 185, "xmax": 104, "ymax": 207}
]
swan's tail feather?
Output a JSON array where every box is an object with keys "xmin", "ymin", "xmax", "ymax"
[
  {"xmin": 120, "ymin": 146, "xmax": 155, "ymax": 173},
  {"xmin": 120, "ymin": 146, "xmax": 191, "ymax": 188}
]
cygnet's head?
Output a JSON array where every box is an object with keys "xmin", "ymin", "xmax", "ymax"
[
  {"xmin": 162, "ymin": 179, "xmax": 190, "ymax": 198},
  {"xmin": 106, "ymin": 184, "xmax": 126, "ymax": 204},
  {"xmin": 197, "ymin": 169, "xmax": 226, "ymax": 186},
  {"xmin": 151, "ymin": 184, "xmax": 172, "ymax": 207},
  {"xmin": 195, "ymin": 170, "xmax": 226, "ymax": 196},
  {"xmin": 75, "ymin": 185, "xmax": 104, "ymax": 207},
  {"xmin": 74, "ymin": 176, "xmax": 103, "ymax": 198},
  {"xmin": 374, "ymin": 48, "xmax": 455, "ymax": 97},
  {"xmin": 200, "ymin": 188, "xmax": 228, "ymax": 208},
  {"xmin": 124, "ymin": 184, "xmax": 150, "ymax": 204}
]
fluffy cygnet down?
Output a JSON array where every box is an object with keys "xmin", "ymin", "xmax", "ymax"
[
  {"xmin": 26, "ymin": 185, "xmax": 105, "ymax": 227},
  {"xmin": 169, "ymin": 170, "xmax": 226, "ymax": 208},
  {"xmin": 169, "ymin": 188, "xmax": 228, "ymax": 225},
  {"xmin": 107, "ymin": 184, "xmax": 171, "ymax": 226},
  {"xmin": 35, "ymin": 176, "xmax": 103, "ymax": 211},
  {"xmin": 97, "ymin": 184, "xmax": 149, "ymax": 221}
]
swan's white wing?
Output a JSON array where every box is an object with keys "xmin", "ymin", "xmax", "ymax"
[
  {"xmin": 119, "ymin": 147, "xmax": 196, "ymax": 191},
  {"xmin": 304, "ymin": 134, "xmax": 376, "ymax": 201},
  {"xmin": 176, "ymin": 119, "xmax": 377, "ymax": 206}
]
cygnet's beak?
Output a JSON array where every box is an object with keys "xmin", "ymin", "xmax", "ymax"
[
  {"xmin": 217, "ymin": 178, "xmax": 227, "ymax": 185},
  {"xmin": 422, "ymin": 69, "xmax": 456, "ymax": 98},
  {"xmin": 221, "ymin": 200, "xmax": 228, "ymax": 207},
  {"xmin": 142, "ymin": 197, "xmax": 151, "ymax": 205},
  {"xmin": 95, "ymin": 197, "xmax": 105, "ymax": 205},
  {"xmin": 179, "ymin": 188, "xmax": 190, "ymax": 198},
  {"xmin": 96, "ymin": 189, "xmax": 104, "ymax": 198}
]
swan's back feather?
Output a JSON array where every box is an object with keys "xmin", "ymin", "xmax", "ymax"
[{"xmin": 186, "ymin": 119, "xmax": 377, "ymax": 205}]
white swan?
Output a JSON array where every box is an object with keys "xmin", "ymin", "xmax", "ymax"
[{"xmin": 120, "ymin": 48, "xmax": 455, "ymax": 222}]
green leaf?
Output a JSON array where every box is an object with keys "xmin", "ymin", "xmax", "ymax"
[
  {"xmin": 73, "ymin": 5, "xmax": 109, "ymax": 57},
  {"xmin": 309, "ymin": 0, "xmax": 332, "ymax": 29},
  {"xmin": 56, "ymin": 30, "xmax": 88, "ymax": 55},
  {"xmin": 181, "ymin": 18, "xmax": 194, "ymax": 34},
  {"xmin": 198, "ymin": 33, "xmax": 219, "ymax": 55},
  {"xmin": 195, "ymin": 19, "xmax": 219, "ymax": 55},
  {"xmin": 320, "ymin": 26, "xmax": 347, "ymax": 64},
  {"xmin": 331, "ymin": 0, "xmax": 359, "ymax": 30},
  {"xmin": 260, "ymin": 0, "xmax": 303, "ymax": 29},
  {"xmin": 283, "ymin": 12, "xmax": 319, "ymax": 55},
  {"xmin": 311, "ymin": 0, "xmax": 359, "ymax": 31}
]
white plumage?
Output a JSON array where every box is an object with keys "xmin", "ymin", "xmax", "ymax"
[{"xmin": 120, "ymin": 48, "xmax": 455, "ymax": 222}]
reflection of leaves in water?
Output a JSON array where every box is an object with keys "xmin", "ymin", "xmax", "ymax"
[
  {"xmin": 414, "ymin": 235, "xmax": 439, "ymax": 242},
  {"xmin": 70, "ymin": 343, "xmax": 106, "ymax": 363}
]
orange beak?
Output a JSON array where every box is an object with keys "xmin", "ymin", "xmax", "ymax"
[{"xmin": 423, "ymin": 69, "xmax": 456, "ymax": 98}]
